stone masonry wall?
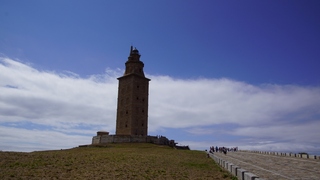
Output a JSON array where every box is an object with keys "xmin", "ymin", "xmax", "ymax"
[
  {"xmin": 91, "ymin": 134, "xmax": 178, "ymax": 148},
  {"xmin": 239, "ymin": 150, "xmax": 320, "ymax": 160}
]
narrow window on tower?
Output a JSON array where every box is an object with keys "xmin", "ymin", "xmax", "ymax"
[
  {"xmin": 137, "ymin": 85, "xmax": 139, "ymax": 89},
  {"xmin": 141, "ymin": 123, "xmax": 144, "ymax": 127},
  {"xmin": 126, "ymin": 110, "xmax": 128, "ymax": 114}
]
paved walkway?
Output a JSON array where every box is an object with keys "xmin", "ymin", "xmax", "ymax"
[{"xmin": 213, "ymin": 151, "xmax": 320, "ymax": 180}]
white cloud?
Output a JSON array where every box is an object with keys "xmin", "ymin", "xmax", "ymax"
[
  {"xmin": 0, "ymin": 57, "xmax": 118, "ymax": 130},
  {"xmin": 1, "ymin": 57, "xmax": 320, "ymax": 154},
  {"xmin": 231, "ymin": 121, "xmax": 320, "ymax": 144},
  {"xmin": 0, "ymin": 126, "xmax": 91, "ymax": 151},
  {"xmin": 149, "ymin": 76, "xmax": 320, "ymax": 128}
]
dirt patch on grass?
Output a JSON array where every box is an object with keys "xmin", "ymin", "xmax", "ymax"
[{"xmin": 0, "ymin": 143, "xmax": 233, "ymax": 179}]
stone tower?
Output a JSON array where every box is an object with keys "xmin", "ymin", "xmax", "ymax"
[{"xmin": 115, "ymin": 46, "xmax": 150, "ymax": 136}]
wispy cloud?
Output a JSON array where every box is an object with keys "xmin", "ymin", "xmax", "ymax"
[{"xmin": 1, "ymin": 57, "xmax": 320, "ymax": 153}]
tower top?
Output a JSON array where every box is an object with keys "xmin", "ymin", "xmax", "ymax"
[
  {"xmin": 130, "ymin": 46, "xmax": 140, "ymax": 54},
  {"xmin": 128, "ymin": 46, "xmax": 141, "ymax": 61},
  {"xmin": 122, "ymin": 46, "xmax": 148, "ymax": 77}
]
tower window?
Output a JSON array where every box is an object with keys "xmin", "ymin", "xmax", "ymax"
[
  {"xmin": 126, "ymin": 111, "xmax": 128, "ymax": 114},
  {"xmin": 137, "ymin": 85, "xmax": 139, "ymax": 89},
  {"xmin": 142, "ymin": 123, "xmax": 144, "ymax": 127}
]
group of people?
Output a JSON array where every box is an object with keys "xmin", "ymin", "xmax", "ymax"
[{"xmin": 209, "ymin": 146, "xmax": 238, "ymax": 155}]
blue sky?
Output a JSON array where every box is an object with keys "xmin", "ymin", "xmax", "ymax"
[{"xmin": 1, "ymin": 1, "xmax": 320, "ymax": 154}]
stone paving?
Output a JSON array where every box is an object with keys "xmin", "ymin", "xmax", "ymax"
[{"xmin": 212, "ymin": 151, "xmax": 320, "ymax": 180}]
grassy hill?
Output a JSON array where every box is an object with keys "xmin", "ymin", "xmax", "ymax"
[{"xmin": 0, "ymin": 143, "xmax": 234, "ymax": 179}]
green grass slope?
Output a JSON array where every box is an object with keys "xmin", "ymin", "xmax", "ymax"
[{"xmin": 0, "ymin": 143, "xmax": 234, "ymax": 179}]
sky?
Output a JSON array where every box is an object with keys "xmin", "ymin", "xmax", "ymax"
[{"xmin": 1, "ymin": 0, "xmax": 320, "ymax": 154}]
